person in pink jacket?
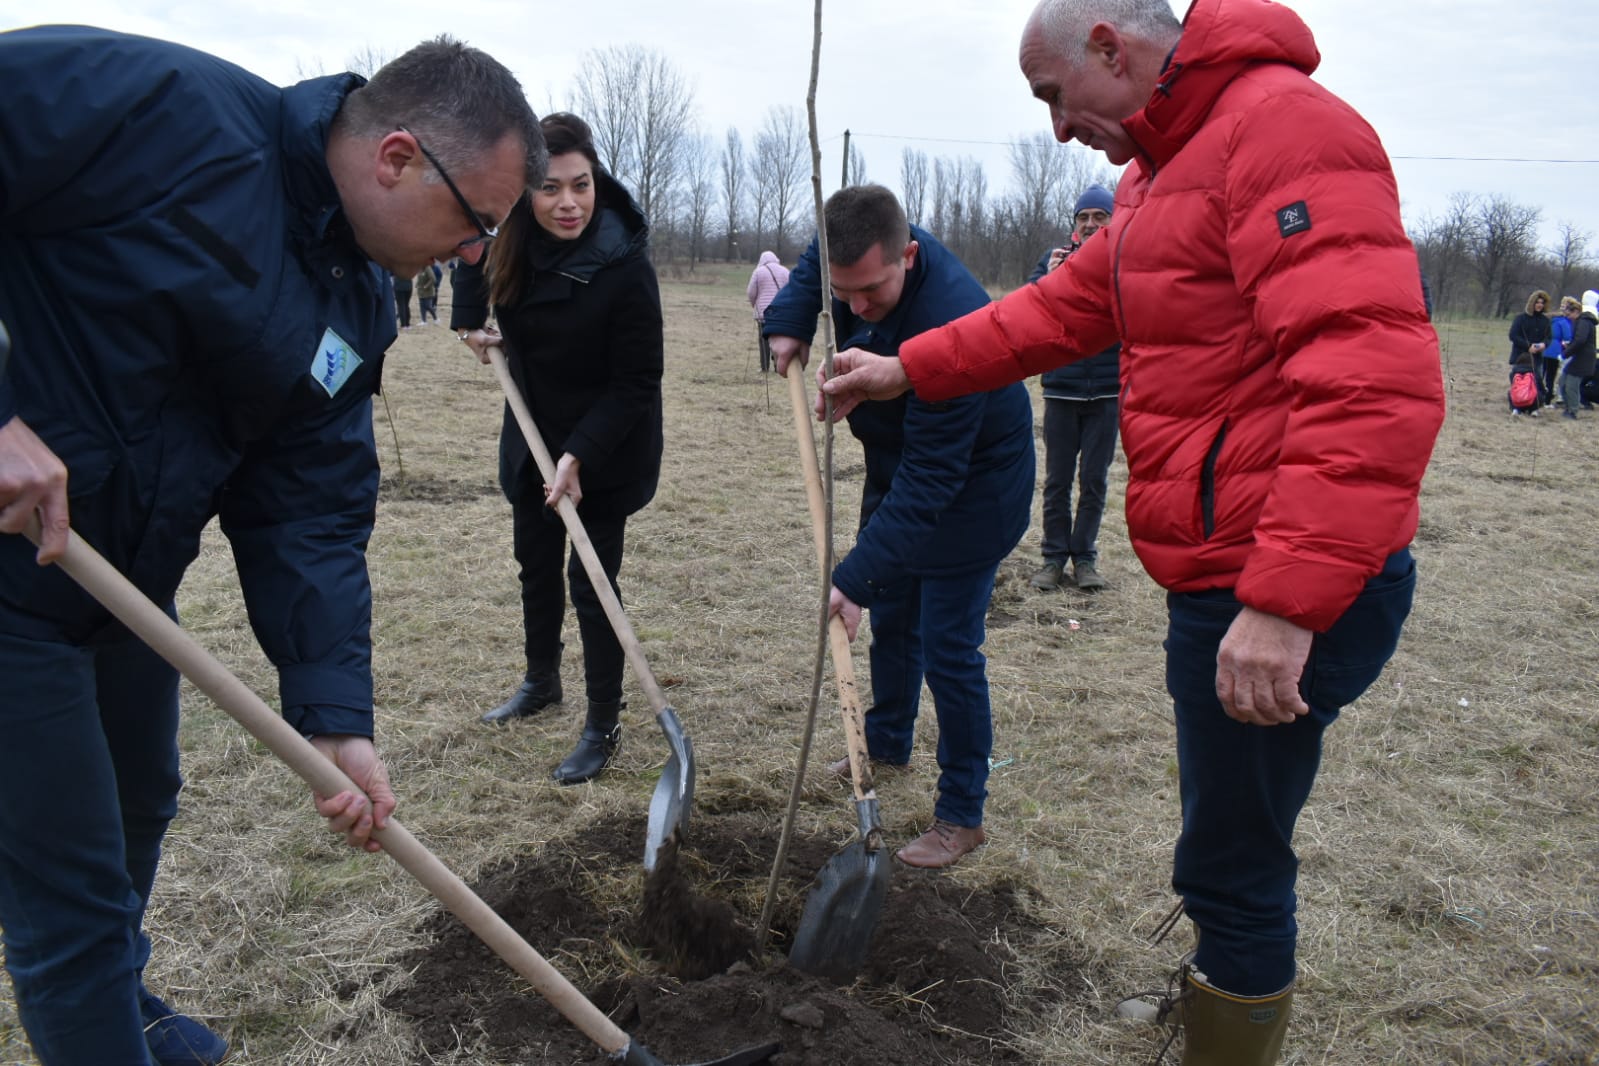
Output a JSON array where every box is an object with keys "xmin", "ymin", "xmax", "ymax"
[{"xmin": 746, "ymin": 250, "xmax": 790, "ymax": 372}]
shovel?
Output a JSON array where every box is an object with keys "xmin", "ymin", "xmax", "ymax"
[
  {"xmin": 486, "ymin": 345, "xmax": 692, "ymax": 872},
  {"xmin": 779, "ymin": 367, "xmax": 892, "ymax": 982},
  {"xmin": 20, "ymin": 520, "xmax": 777, "ymax": 1066}
]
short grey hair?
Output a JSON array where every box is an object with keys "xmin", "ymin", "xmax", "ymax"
[
  {"xmin": 334, "ymin": 35, "xmax": 547, "ymax": 188},
  {"xmin": 1034, "ymin": 0, "xmax": 1183, "ymax": 67}
]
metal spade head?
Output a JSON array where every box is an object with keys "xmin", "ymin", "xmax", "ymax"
[
  {"xmin": 644, "ymin": 705, "xmax": 695, "ymax": 872},
  {"xmin": 787, "ymin": 836, "xmax": 893, "ymax": 982}
]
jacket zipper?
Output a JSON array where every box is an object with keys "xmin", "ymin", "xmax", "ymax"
[{"xmin": 1199, "ymin": 418, "xmax": 1229, "ymax": 540}]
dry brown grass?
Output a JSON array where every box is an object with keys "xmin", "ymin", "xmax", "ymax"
[{"xmin": 1, "ymin": 269, "xmax": 1596, "ymax": 1065}]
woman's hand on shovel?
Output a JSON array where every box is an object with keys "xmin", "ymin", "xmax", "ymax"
[
  {"xmin": 310, "ymin": 735, "xmax": 396, "ymax": 852},
  {"xmin": 457, "ymin": 325, "xmax": 502, "ymax": 364},
  {"xmin": 829, "ymin": 586, "xmax": 862, "ymax": 642}
]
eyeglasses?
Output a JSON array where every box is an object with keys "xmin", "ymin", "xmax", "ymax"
[{"xmin": 399, "ymin": 125, "xmax": 498, "ymax": 249}]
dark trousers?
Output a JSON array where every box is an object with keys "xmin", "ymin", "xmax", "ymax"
[
  {"xmin": 0, "ymin": 617, "xmax": 184, "ymax": 1064},
  {"xmin": 395, "ymin": 291, "xmax": 412, "ymax": 328},
  {"xmin": 1165, "ymin": 550, "xmax": 1415, "ymax": 996},
  {"xmin": 856, "ymin": 446, "xmax": 997, "ymax": 827},
  {"xmin": 1039, "ymin": 396, "xmax": 1118, "ymax": 565},
  {"xmin": 1561, "ymin": 368, "xmax": 1587, "ymax": 413},
  {"xmin": 1541, "ymin": 357, "xmax": 1560, "ymax": 402},
  {"xmin": 418, "ymin": 296, "xmax": 437, "ymax": 323},
  {"xmin": 512, "ymin": 498, "xmax": 628, "ymax": 703}
]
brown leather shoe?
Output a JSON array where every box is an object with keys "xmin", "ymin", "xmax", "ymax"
[
  {"xmin": 895, "ymin": 819, "xmax": 987, "ymax": 869},
  {"xmin": 826, "ymin": 754, "xmax": 907, "ymax": 781}
]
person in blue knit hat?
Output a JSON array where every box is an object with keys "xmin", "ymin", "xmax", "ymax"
[{"xmin": 1028, "ymin": 183, "xmax": 1120, "ymax": 593}]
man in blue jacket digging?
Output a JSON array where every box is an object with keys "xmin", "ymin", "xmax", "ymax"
[
  {"xmin": 764, "ymin": 185, "xmax": 1034, "ymax": 868},
  {"xmin": 0, "ymin": 27, "xmax": 543, "ymax": 1065}
]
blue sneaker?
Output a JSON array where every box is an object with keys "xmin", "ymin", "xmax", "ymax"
[{"xmin": 140, "ymin": 989, "xmax": 229, "ymax": 1066}]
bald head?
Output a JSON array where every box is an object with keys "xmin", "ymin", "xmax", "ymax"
[
  {"xmin": 1027, "ymin": 0, "xmax": 1183, "ymax": 67},
  {"xmin": 1019, "ymin": 0, "xmax": 1183, "ymax": 164}
]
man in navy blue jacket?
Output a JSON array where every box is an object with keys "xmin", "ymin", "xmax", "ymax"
[
  {"xmin": 0, "ymin": 27, "xmax": 542, "ymax": 1065},
  {"xmin": 763, "ymin": 186, "xmax": 1034, "ymax": 868}
]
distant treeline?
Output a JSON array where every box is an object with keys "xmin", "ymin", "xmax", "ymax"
[{"xmin": 564, "ymin": 45, "xmax": 1596, "ymax": 303}]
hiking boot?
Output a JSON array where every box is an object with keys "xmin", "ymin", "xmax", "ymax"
[
  {"xmin": 1563, "ymin": 410, "xmax": 1579, "ymax": 421},
  {"xmin": 140, "ymin": 989, "xmax": 229, "ymax": 1066},
  {"xmin": 895, "ymin": 819, "xmax": 986, "ymax": 868},
  {"xmin": 1029, "ymin": 560, "xmax": 1068, "ymax": 591},
  {"xmin": 481, "ymin": 670, "xmax": 562, "ymax": 724},
  {"xmin": 1073, "ymin": 560, "xmax": 1107, "ymax": 591},
  {"xmin": 553, "ymin": 699, "xmax": 623, "ymax": 785}
]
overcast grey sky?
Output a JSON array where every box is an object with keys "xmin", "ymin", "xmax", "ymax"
[{"xmin": 2, "ymin": 0, "xmax": 1591, "ymax": 252}]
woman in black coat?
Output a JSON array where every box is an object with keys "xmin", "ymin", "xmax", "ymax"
[{"xmin": 454, "ymin": 112, "xmax": 663, "ymax": 784}]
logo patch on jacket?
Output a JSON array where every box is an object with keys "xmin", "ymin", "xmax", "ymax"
[
  {"xmin": 1276, "ymin": 201, "xmax": 1311, "ymax": 238},
  {"xmin": 310, "ymin": 328, "xmax": 363, "ymax": 397}
]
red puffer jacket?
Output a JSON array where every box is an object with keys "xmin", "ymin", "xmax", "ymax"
[{"xmin": 899, "ymin": 0, "xmax": 1444, "ymax": 632}]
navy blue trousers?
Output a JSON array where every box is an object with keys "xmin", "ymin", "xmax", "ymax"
[
  {"xmin": 1166, "ymin": 550, "xmax": 1416, "ymax": 995},
  {"xmin": 856, "ymin": 447, "xmax": 997, "ymax": 827},
  {"xmin": 0, "ymin": 616, "xmax": 182, "ymax": 1064}
]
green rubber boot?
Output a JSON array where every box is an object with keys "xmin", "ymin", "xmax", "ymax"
[{"xmin": 1180, "ymin": 970, "xmax": 1293, "ymax": 1066}]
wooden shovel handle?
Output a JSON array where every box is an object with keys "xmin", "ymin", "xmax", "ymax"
[
  {"xmin": 785, "ymin": 368, "xmax": 877, "ymax": 802},
  {"xmin": 23, "ymin": 520, "xmax": 633, "ymax": 1056},
  {"xmin": 487, "ymin": 345, "xmax": 668, "ymax": 716}
]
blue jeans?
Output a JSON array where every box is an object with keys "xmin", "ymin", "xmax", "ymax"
[
  {"xmin": 1039, "ymin": 396, "xmax": 1118, "ymax": 565},
  {"xmin": 0, "ymin": 617, "xmax": 183, "ymax": 1064},
  {"xmin": 857, "ymin": 446, "xmax": 997, "ymax": 827},
  {"xmin": 1165, "ymin": 551, "xmax": 1415, "ymax": 995}
]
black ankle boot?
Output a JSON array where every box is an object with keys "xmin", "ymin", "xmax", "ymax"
[
  {"xmin": 553, "ymin": 700, "xmax": 623, "ymax": 785},
  {"xmin": 480, "ymin": 669, "xmax": 562, "ymax": 724}
]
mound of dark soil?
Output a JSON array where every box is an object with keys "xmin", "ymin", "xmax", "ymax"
[{"xmin": 383, "ymin": 810, "xmax": 1085, "ymax": 1065}]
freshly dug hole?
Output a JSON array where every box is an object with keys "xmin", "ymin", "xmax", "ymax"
[{"xmin": 382, "ymin": 811, "xmax": 1083, "ymax": 1064}]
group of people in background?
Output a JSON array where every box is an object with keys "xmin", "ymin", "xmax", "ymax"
[
  {"xmin": 1508, "ymin": 288, "xmax": 1599, "ymax": 418},
  {"xmin": 0, "ymin": 1, "xmax": 1451, "ymax": 1065},
  {"xmin": 394, "ymin": 259, "xmax": 446, "ymax": 329}
]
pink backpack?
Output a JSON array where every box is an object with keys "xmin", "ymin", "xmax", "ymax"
[{"xmin": 1509, "ymin": 370, "xmax": 1540, "ymax": 411}]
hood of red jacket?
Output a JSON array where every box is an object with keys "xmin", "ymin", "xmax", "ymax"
[{"xmin": 1123, "ymin": 0, "xmax": 1321, "ymax": 169}]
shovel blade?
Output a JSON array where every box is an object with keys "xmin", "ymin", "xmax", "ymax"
[
  {"xmin": 644, "ymin": 705, "xmax": 695, "ymax": 872},
  {"xmin": 787, "ymin": 841, "xmax": 892, "ymax": 982}
]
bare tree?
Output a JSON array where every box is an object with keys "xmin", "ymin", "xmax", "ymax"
[
  {"xmin": 1550, "ymin": 221, "xmax": 1591, "ymax": 302},
  {"xmin": 572, "ymin": 44, "xmax": 637, "ymax": 177},
  {"xmin": 344, "ymin": 45, "xmax": 393, "ymax": 80},
  {"xmin": 720, "ymin": 128, "xmax": 746, "ymax": 260},
  {"xmin": 843, "ymin": 140, "xmax": 868, "ymax": 186},
  {"xmin": 632, "ymin": 52, "xmax": 696, "ymax": 226},
  {"xmin": 752, "ymin": 106, "xmax": 808, "ymax": 260},
  {"xmin": 1411, "ymin": 192, "xmax": 1477, "ymax": 315},
  {"xmin": 573, "ymin": 45, "xmax": 698, "ymax": 225},
  {"xmin": 1472, "ymin": 195, "xmax": 1543, "ymax": 316},
  {"xmin": 681, "ymin": 132, "xmax": 718, "ymax": 267},
  {"xmin": 928, "ymin": 156, "xmax": 987, "ymax": 257},
  {"xmin": 1008, "ymin": 132, "xmax": 1073, "ymax": 259},
  {"xmin": 900, "ymin": 148, "xmax": 929, "ymax": 227}
]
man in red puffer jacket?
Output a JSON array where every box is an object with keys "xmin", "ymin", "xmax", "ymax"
[{"xmin": 819, "ymin": 1, "xmax": 1445, "ymax": 1061}]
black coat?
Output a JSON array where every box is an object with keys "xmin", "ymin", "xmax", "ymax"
[
  {"xmin": 1565, "ymin": 312, "xmax": 1597, "ymax": 379},
  {"xmin": 1508, "ymin": 310, "xmax": 1550, "ymax": 363},
  {"xmin": 452, "ymin": 171, "xmax": 663, "ymax": 520}
]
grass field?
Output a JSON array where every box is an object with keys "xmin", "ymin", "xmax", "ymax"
[{"xmin": 1, "ymin": 264, "xmax": 1595, "ymax": 1065}]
